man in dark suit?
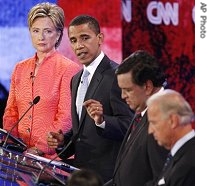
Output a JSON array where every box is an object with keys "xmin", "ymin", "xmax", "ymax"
[
  {"xmin": 47, "ymin": 15, "xmax": 133, "ymax": 182},
  {"xmin": 105, "ymin": 50, "xmax": 169, "ymax": 186},
  {"xmin": 146, "ymin": 89, "xmax": 195, "ymax": 186}
]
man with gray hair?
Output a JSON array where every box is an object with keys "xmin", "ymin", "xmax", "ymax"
[{"xmin": 146, "ymin": 89, "xmax": 195, "ymax": 186}]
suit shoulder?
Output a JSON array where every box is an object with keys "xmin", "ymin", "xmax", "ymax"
[{"xmin": 103, "ymin": 55, "xmax": 119, "ymax": 68}]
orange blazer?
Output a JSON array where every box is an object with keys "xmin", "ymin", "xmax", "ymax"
[{"xmin": 3, "ymin": 51, "xmax": 80, "ymax": 158}]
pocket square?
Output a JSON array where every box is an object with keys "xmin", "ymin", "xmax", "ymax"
[{"xmin": 158, "ymin": 177, "xmax": 165, "ymax": 185}]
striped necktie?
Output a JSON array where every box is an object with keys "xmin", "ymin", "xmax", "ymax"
[
  {"xmin": 131, "ymin": 112, "xmax": 142, "ymax": 132},
  {"xmin": 162, "ymin": 153, "xmax": 173, "ymax": 172}
]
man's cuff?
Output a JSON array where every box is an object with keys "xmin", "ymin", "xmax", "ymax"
[{"xmin": 95, "ymin": 121, "xmax": 105, "ymax": 129}]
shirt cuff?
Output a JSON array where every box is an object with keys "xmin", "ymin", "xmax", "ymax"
[{"xmin": 95, "ymin": 121, "xmax": 105, "ymax": 129}]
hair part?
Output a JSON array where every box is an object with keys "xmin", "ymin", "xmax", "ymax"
[{"xmin": 66, "ymin": 169, "xmax": 103, "ymax": 186}]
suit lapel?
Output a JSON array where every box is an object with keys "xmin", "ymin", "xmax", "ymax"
[
  {"xmin": 123, "ymin": 114, "xmax": 147, "ymax": 151},
  {"xmin": 79, "ymin": 73, "xmax": 102, "ymax": 124},
  {"xmin": 72, "ymin": 70, "xmax": 83, "ymax": 128},
  {"xmin": 113, "ymin": 114, "xmax": 147, "ymax": 174},
  {"xmin": 79, "ymin": 56, "xmax": 112, "ymax": 125},
  {"xmin": 156, "ymin": 137, "xmax": 195, "ymax": 185}
]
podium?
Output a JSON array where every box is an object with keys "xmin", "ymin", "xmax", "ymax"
[
  {"xmin": 0, "ymin": 146, "xmax": 77, "ymax": 185},
  {"xmin": 0, "ymin": 128, "xmax": 79, "ymax": 185},
  {"xmin": 0, "ymin": 146, "xmax": 79, "ymax": 185}
]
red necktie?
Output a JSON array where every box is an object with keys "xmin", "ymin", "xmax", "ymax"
[{"xmin": 132, "ymin": 112, "xmax": 142, "ymax": 132}]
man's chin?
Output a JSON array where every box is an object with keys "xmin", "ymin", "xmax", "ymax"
[
  {"xmin": 157, "ymin": 141, "xmax": 167, "ymax": 149},
  {"xmin": 78, "ymin": 57, "xmax": 92, "ymax": 66},
  {"xmin": 129, "ymin": 105, "xmax": 135, "ymax": 111}
]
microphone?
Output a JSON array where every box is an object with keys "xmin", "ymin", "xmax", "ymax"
[
  {"xmin": 35, "ymin": 125, "xmax": 82, "ymax": 184},
  {"xmin": 34, "ymin": 138, "xmax": 75, "ymax": 185},
  {"xmin": 2, "ymin": 96, "xmax": 40, "ymax": 149},
  {"xmin": 35, "ymin": 111, "xmax": 86, "ymax": 184}
]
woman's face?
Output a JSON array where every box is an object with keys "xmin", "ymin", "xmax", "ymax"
[{"xmin": 30, "ymin": 17, "xmax": 60, "ymax": 54}]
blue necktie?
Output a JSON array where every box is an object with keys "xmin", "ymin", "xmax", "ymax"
[
  {"xmin": 76, "ymin": 69, "xmax": 90, "ymax": 119},
  {"xmin": 162, "ymin": 153, "xmax": 173, "ymax": 172}
]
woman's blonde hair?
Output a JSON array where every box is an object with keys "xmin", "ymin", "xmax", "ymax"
[{"xmin": 28, "ymin": 2, "xmax": 64, "ymax": 48}]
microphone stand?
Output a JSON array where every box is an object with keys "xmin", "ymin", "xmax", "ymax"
[
  {"xmin": 34, "ymin": 138, "xmax": 76, "ymax": 185},
  {"xmin": 35, "ymin": 111, "xmax": 84, "ymax": 185},
  {"xmin": 2, "ymin": 96, "xmax": 40, "ymax": 149}
]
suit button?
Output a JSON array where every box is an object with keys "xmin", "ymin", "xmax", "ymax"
[{"xmin": 77, "ymin": 138, "xmax": 81, "ymax": 142}]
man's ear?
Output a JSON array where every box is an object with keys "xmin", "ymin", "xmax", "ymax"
[
  {"xmin": 170, "ymin": 114, "xmax": 179, "ymax": 129},
  {"xmin": 98, "ymin": 33, "xmax": 104, "ymax": 45},
  {"xmin": 145, "ymin": 80, "xmax": 154, "ymax": 95}
]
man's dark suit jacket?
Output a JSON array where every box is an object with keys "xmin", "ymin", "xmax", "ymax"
[
  {"xmin": 105, "ymin": 112, "xmax": 168, "ymax": 186},
  {"xmin": 154, "ymin": 137, "xmax": 195, "ymax": 186},
  {"xmin": 58, "ymin": 55, "xmax": 134, "ymax": 182}
]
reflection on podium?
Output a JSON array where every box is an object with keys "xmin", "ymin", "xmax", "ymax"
[
  {"xmin": 0, "ymin": 128, "xmax": 27, "ymax": 153},
  {"xmin": 0, "ymin": 146, "xmax": 77, "ymax": 185}
]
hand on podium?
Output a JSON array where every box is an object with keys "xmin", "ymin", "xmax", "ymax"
[{"xmin": 26, "ymin": 146, "xmax": 44, "ymax": 156}]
